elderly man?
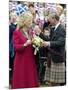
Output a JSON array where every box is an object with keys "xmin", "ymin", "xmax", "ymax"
[{"xmin": 43, "ymin": 13, "xmax": 66, "ymax": 86}]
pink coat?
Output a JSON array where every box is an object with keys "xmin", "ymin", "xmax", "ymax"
[{"xmin": 12, "ymin": 30, "xmax": 39, "ymax": 89}]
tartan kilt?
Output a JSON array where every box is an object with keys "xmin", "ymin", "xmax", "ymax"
[{"xmin": 44, "ymin": 60, "xmax": 66, "ymax": 83}]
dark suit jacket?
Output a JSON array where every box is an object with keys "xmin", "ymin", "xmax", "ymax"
[
  {"xmin": 9, "ymin": 23, "xmax": 17, "ymax": 58},
  {"xmin": 49, "ymin": 24, "xmax": 66, "ymax": 63}
]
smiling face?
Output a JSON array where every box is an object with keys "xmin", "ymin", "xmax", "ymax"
[
  {"xmin": 25, "ymin": 18, "xmax": 33, "ymax": 28},
  {"xmin": 24, "ymin": 13, "xmax": 33, "ymax": 28},
  {"xmin": 29, "ymin": 4, "xmax": 35, "ymax": 16},
  {"xmin": 56, "ymin": 5, "xmax": 63, "ymax": 16}
]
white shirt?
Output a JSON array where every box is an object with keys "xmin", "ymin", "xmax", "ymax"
[{"xmin": 54, "ymin": 22, "xmax": 60, "ymax": 31}]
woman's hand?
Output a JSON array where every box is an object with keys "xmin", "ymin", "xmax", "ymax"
[{"xmin": 24, "ymin": 40, "xmax": 32, "ymax": 47}]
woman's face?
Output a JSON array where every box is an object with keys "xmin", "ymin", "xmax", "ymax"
[
  {"xmin": 56, "ymin": 7, "xmax": 62, "ymax": 16},
  {"xmin": 25, "ymin": 18, "xmax": 33, "ymax": 28},
  {"xmin": 29, "ymin": 7, "xmax": 35, "ymax": 15}
]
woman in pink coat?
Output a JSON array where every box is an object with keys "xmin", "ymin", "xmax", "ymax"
[{"xmin": 12, "ymin": 11, "xmax": 39, "ymax": 89}]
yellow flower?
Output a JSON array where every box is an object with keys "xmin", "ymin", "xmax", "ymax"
[{"xmin": 32, "ymin": 36, "xmax": 43, "ymax": 47}]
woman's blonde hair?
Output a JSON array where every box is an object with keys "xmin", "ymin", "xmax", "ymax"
[{"xmin": 17, "ymin": 11, "xmax": 33, "ymax": 28}]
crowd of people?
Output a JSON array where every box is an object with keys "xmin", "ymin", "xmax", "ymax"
[{"xmin": 9, "ymin": 1, "xmax": 66, "ymax": 89}]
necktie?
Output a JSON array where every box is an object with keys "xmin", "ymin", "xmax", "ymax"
[{"xmin": 50, "ymin": 27, "xmax": 55, "ymax": 40}]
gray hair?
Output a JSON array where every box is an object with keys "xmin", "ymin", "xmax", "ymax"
[{"xmin": 48, "ymin": 12, "xmax": 59, "ymax": 21}]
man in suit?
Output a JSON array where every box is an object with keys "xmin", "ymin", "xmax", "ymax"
[
  {"xmin": 9, "ymin": 14, "xmax": 17, "ymax": 85},
  {"xmin": 42, "ymin": 13, "xmax": 66, "ymax": 86},
  {"xmin": 42, "ymin": 13, "xmax": 66, "ymax": 63}
]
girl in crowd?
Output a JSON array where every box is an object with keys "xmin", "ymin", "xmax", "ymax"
[
  {"xmin": 34, "ymin": 25, "xmax": 50, "ymax": 85},
  {"xmin": 56, "ymin": 5, "xmax": 66, "ymax": 27}
]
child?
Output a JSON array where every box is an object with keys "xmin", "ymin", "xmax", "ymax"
[{"xmin": 34, "ymin": 25, "xmax": 49, "ymax": 84}]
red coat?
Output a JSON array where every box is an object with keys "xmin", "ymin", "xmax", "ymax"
[{"xmin": 12, "ymin": 30, "xmax": 39, "ymax": 89}]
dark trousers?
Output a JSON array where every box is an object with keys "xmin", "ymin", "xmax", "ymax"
[
  {"xmin": 35, "ymin": 52, "xmax": 46, "ymax": 83},
  {"xmin": 9, "ymin": 55, "xmax": 15, "ymax": 84},
  {"xmin": 39, "ymin": 58, "xmax": 46, "ymax": 83}
]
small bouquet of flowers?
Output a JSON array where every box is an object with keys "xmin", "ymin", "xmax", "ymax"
[{"xmin": 32, "ymin": 35, "xmax": 43, "ymax": 55}]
